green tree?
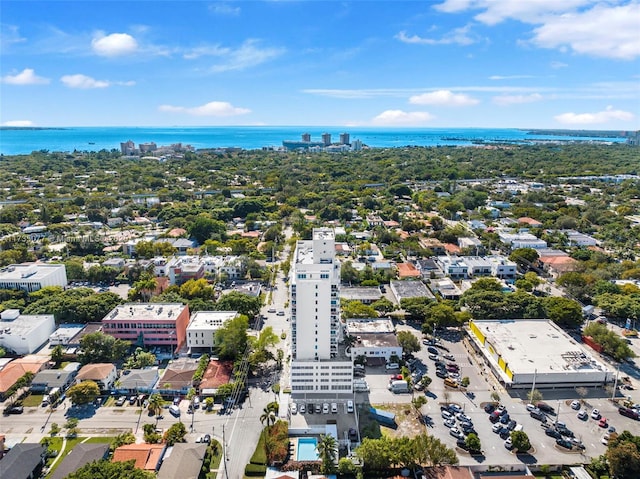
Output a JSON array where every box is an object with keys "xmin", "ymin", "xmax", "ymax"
[
  {"xmin": 317, "ymin": 433, "xmax": 338, "ymax": 474},
  {"xmin": 342, "ymin": 300, "xmax": 378, "ymax": 319},
  {"xmin": 147, "ymin": 393, "xmax": 164, "ymax": 417},
  {"xmin": 124, "ymin": 347, "xmax": 157, "ymax": 369},
  {"xmin": 215, "ymin": 291, "xmax": 261, "ymax": 318},
  {"xmin": 510, "ymin": 430, "xmax": 531, "ymax": 453},
  {"xmin": 214, "ymin": 314, "xmax": 249, "ymax": 360},
  {"xmin": 509, "ymin": 248, "xmax": 540, "ymax": 269},
  {"xmin": 51, "ymin": 344, "xmax": 64, "ymax": 365},
  {"xmin": 67, "ymin": 380, "xmax": 100, "ymax": 405},
  {"xmin": 260, "ymin": 406, "xmax": 277, "ymax": 428},
  {"xmin": 607, "ymin": 440, "xmax": 640, "ymax": 478},
  {"xmin": 79, "ymin": 331, "xmax": 130, "ymax": 364},
  {"xmin": 465, "ymin": 433, "xmax": 481, "ymax": 453},
  {"xmin": 397, "ymin": 331, "xmax": 420, "ymax": 354},
  {"xmin": 142, "ymin": 423, "xmax": 162, "ymax": 444},
  {"xmin": 65, "ymin": 460, "xmax": 156, "ymax": 479},
  {"xmin": 164, "ymin": 421, "xmax": 187, "ymax": 446},
  {"xmin": 110, "ymin": 432, "xmax": 136, "ymax": 452},
  {"xmin": 527, "ymin": 389, "xmax": 543, "ymax": 403},
  {"xmin": 543, "ymin": 296, "xmax": 584, "ymax": 328}
]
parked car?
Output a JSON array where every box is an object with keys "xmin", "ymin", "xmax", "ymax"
[
  {"xmin": 492, "ymin": 423, "xmax": 503, "ymax": 433},
  {"xmin": 591, "ymin": 408, "xmax": 601, "ymax": 419},
  {"xmin": 570, "ymin": 400, "xmax": 581, "ymax": 410},
  {"xmin": 504, "ymin": 437, "xmax": 513, "ymax": 450},
  {"xmin": 315, "ymin": 403, "xmax": 322, "ymax": 413},
  {"xmin": 427, "ymin": 346, "xmax": 439, "ymax": 355},
  {"xmin": 203, "ymin": 434, "xmax": 211, "ymax": 444},
  {"xmin": 619, "ymin": 406, "xmax": 639, "ymax": 419},
  {"xmin": 449, "ymin": 427, "xmax": 464, "ymax": 439},
  {"xmin": 331, "ymin": 403, "xmax": 338, "ymax": 413},
  {"xmin": 536, "ymin": 402, "xmax": 555, "ymax": 415},
  {"xmin": 545, "ymin": 428, "xmax": 562, "ymax": 439},
  {"xmin": 441, "ymin": 410, "xmax": 453, "ymax": 420},
  {"xmin": 299, "ymin": 403, "xmax": 306, "ymax": 414},
  {"xmin": 436, "ymin": 369, "xmax": 448, "ymax": 379},
  {"xmin": 500, "ymin": 413, "xmax": 511, "ymax": 424},
  {"xmin": 599, "ymin": 417, "xmax": 608, "ymax": 428},
  {"xmin": 322, "ymin": 403, "xmax": 330, "ymax": 414},
  {"xmin": 291, "ymin": 403, "xmax": 298, "ymax": 414},
  {"xmin": 444, "ymin": 418, "xmax": 456, "ymax": 428},
  {"xmin": 347, "ymin": 400, "xmax": 354, "ymax": 413},
  {"xmin": 530, "ymin": 409, "xmax": 547, "ymax": 421},
  {"xmin": 448, "ymin": 404, "xmax": 463, "ymax": 413},
  {"xmin": 385, "ymin": 363, "xmax": 400, "ymax": 370},
  {"xmin": 556, "ymin": 438, "xmax": 573, "ymax": 449},
  {"xmin": 4, "ymin": 405, "xmax": 23, "ymax": 415},
  {"xmin": 577, "ymin": 410, "xmax": 588, "ymax": 420},
  {"xmin": 443, "ymin": 353, "xmax": 455, "ymax": 361},
  {"xmin": 115, "ymin": 396, "xmax": 127, "ymax": 406},
  {"xmin": 526, "ymin": 403, "xmax": 537, "ymax": 412},
  {"xmin": 484, "ymin": 403, "xmax": 496, "ymax": 414}
]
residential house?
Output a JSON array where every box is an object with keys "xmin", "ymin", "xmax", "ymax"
[
  {"xmin": 30, "ymin": 369, "xmax": 76, "ymax": 393},
  {"xmin": 0, "ymin": 356, "xmax": 49, "ymax": 400},
  {"xmin": 157, "ymin": 358, "xmax": 199, "ymax": 395},
  {"xmin": 112, "ymin": 443, "xmax": 165, "ymax": 472},
  {"xmin": 49, "ymin": 443, "xmax": 109, "ymax": 479},
  {"xmin": 431, "ymin": 278, "xmax": 463, "ymax": 300},
  {"xmin": 116, "ymin": 368, "xmax": 159, "ymax": 394},
  {"xmin": 389, "ymin": 279, "xmax": 435, "ymax": 303},
  {"xmin": 198, "ymin": 360, "xmax": 233, "ymax": 397},
  {"xmin": 397, "ymin": 262, "xmax": 422, "ymax": 279},
  {"xmin": 75, "ymin": 363, "xmax": 117, "ymax": 391},
  {"xmin": 157, "ymin": 443, "xmax": 207, "ymax": 479},
  {"xmin": 415, "ymin": 258, "xmax": 440, "ymax": 279},
  {"xmin": 0, "ymin": 443, "xmax": 46, "ymax": 479}
]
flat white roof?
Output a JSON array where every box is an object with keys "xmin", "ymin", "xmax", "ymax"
[
  {"xmin": 346, "ymin": 319, "xmax": 394, "ymax": 334},
  {"xmin": 0, "ymin": 263, "xmax": 65, "ymax": 280},
  {"xmin": 188, "ymin": 311, "xmax": 237, "ymax": 330},
  {"xmin": 104, "ymin": 303, "xmax": 186, "ymax": 322},
  {"xmin": 472, "ymin": 319, "xmax": 609, "ymax": 375},
  {"xmin": 0, "ymin": 314, "xmax": 54, "ymax": 336}
]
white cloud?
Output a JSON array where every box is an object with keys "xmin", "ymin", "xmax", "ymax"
[
  {"xmin": 209, "ymin": 3, "xmax": 241, "ymax": 16},
  {"xmin": 372, "ymin": 110, "xmax": 435, "ymax": 125},
  {"xmin": 489, "ymin": 74, "xmax": 535, "ymax": 80},
  {"xmin": 91, "ymin": 32, "xmax": 138, "ymax": 57},
  {"xmin": 2, "ymin": 120, "xmax": 34, "ymax": 127},
  {"xmin": 554, "ymin": 106, "xmax": 635, "ymax": 124},
  {"xmin": 158, "ymin": 101, "xmax": 251, "ymax": 116},
  {"xmin": 410, "ymin": 90, "xmax": 479, "ymax": 106},
  {"xmin": 532, "ymin": 3, "xmax": 640, "ymax": 60},
  {"xmin": 550, "ymin": 61, "xmax": 568, "ymax": 69},
  {"xmin": 210, "ymin": 39, "xmax": 285, "ymax": 72},
  {"xmin": 61, "ymin": 74, "xmax": 110, "ymax": 89},
  {"xmin": 493, "ymin": 93, "xmax": 543, "ymax": 105},
  {"xmin": 396, "ymin": 25, "xmax": 477, "ymax": 46},
  {"xmin": 433, "ymin": 1, "xmax": 640, "ymax": 60},
  {"xmin": 1, "ymin": 68, "xmax": 50, "ymax": 85},
  {"xmin": 183, "ymin": 45, "xmax": 229, "ymax": 60},
  {"xmin": 0, "ymin": 24, "xmax": 26, "ymax": 48}
]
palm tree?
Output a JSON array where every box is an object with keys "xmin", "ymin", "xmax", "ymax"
[
  {"xmin": 147, "ymin": 393, "xmax": 164, "ymax": 417},
  {"xmin": 317, "ymin": 434, "xmax": 338, "ymax": 474},
  {"xmin": 260, "ymin": 407, "xmax": 276, "ymax": 428}
]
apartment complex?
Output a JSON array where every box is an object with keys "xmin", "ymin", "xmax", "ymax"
[
  {"xmin": 290, "ymin": 228, "xmax": 352, "ymax": 396},
  {"xmin": 186, "ymin": 311, "xmax": 237, "ymax": 353}
]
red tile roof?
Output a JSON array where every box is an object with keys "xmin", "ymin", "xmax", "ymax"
[
  {"xmin": 112, "ymin": 444, "xmax": 164, "ymax": 471},
  {"xmin": 199, "ymin": 360, "xmax": 233, "ymax": 390}
]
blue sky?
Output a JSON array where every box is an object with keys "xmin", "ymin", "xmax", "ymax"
[{"xmin": 1, "ymin": 0, "xmax": 639, "ymax": 129}]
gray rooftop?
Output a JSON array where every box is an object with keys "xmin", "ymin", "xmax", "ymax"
[
  {"xmin": 49, "ymin": 443, "xmax": 109, "ymax": 479},
  {"xmin": 157, "ymin": 443, "xmax": 207, "ymax": 479}
]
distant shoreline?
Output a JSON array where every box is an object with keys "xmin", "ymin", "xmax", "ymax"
[{"xmin": 0, "ymin": 127, "xmax": 68, "ymax": 131}]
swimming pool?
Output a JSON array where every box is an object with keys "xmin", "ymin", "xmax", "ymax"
[{"xmin": 296, "ymin": 437, "xmax": 319, "ymax": 461}]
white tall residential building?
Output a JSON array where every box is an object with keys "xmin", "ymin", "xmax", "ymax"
[{"xmin": 290, "ymin": 228, "xmax": 353, "ymax": 396}]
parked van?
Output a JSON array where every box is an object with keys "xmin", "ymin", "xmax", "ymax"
[
  {"xmin": 385, "ymin": 362, "xmax": 400, "ymax": 370},
  {"xmin": 388, "ymin": 380, "xmax": 410, "ymax": 393},
  {"xmin": 169, "ymin": 405, "xmax": 180, "ymax": 417},
  {"xmin": 444, "ymin": 378, "xmax": 459, "ymax": 388}
]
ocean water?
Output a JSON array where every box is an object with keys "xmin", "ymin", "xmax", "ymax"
[{"xmin": 0, "ymin": 126, "xmax": 627, "ymax": 155}]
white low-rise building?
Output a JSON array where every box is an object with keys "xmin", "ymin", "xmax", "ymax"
[
  {"xmin": 187, "ymin": 311, "xmax": 237, "ymax": 353},
  {"xmin": 467, "ymin": 319, "xmax": 613, "ymax": 389},
  {"xmin": 0, "ymin": 309, "xmax": 55, "ymax": 355},
  {"xmin": 0, "ymin": 263, "xmax": 67, "ymax": 292}
]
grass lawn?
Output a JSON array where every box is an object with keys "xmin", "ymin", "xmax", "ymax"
[
  {"xmin": 207, "ymin": 440, "xmax": 223, "ymax": 479},
  {"xmin": 41, "ymin": 436, "xmax": 86, "ymax": 478},
  {"xmin": 84, "ymin": 436, "xmax": 115, "ymax": 444},
  {"xmin": 22, "ymin": 394, "xmax": 44, "ymax": 407}
]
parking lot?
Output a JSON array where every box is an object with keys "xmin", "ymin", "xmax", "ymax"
[{"xmin": 353, "ymin": 323, "xmax": 640, "ymax": 466}]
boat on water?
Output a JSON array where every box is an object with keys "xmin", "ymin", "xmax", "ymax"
[{"xmin": 88, "ymin": 142, "xmax": 95, "ymax": 144}]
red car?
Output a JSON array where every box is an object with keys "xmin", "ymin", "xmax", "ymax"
[
  {"xmin": 390, "ymin": 374, "xmax": 403, "ymax": 381},
  {"xmin": 598, "ymin": 417, "xmax": 608, "ymax": 428}
]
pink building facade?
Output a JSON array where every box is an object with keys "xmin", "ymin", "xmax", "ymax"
[{"xmin": 101, "ymin": 303, "xmax": 189, "ymax": 351}]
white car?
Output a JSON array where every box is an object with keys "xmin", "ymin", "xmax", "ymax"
[
  {"xmin": 443, "ymin": 353, "xmax": 455, "ymax": 361},
  {"xmin": 291, "ymin": 403, "xmax": 298, "ymax": 414},
  {"xmin": 299, "ymin": 403, "xmax": 306, "ymax": 414},
  {"xmin": 331, "ymin": 403, "xmax": 338, "ymax": 413},
  {"xmin": 385, "ymin": 363, "xmax": 400, "ymax": 370},
  {"xmin": 577, "ymin": 410, "xmax": 588, "ymax": 420},
  {"xmin": 347, "ymin": 400, "xmax": 354, "ymax": 413},
  {"xmin": 526, "ymin": 403, "xmax": 536, "ymax": 412},
  {"xmin": 591, "ymin": 408, "xmax": 601, "ymax": 419},
  {"xmin": 322, "ymin": 403, "xmax": 330, "ymax": 414},
  {"xmin": 570, "ymin": 400, "xmax": 581, "ymax": 410}
]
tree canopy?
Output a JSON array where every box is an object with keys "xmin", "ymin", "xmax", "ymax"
[{"xmin": 65, "ymin": 460, "xmax": 155, "ymax": 479}]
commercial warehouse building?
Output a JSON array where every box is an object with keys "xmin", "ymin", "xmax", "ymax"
[{"xmin": 467, "ymin": 319, "xmax": 614, "ymax": 389}]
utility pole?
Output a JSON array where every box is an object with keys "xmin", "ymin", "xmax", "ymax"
[{"xmin": 222, "ymin": 424, "xmax": 229, "ymax": 479}]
